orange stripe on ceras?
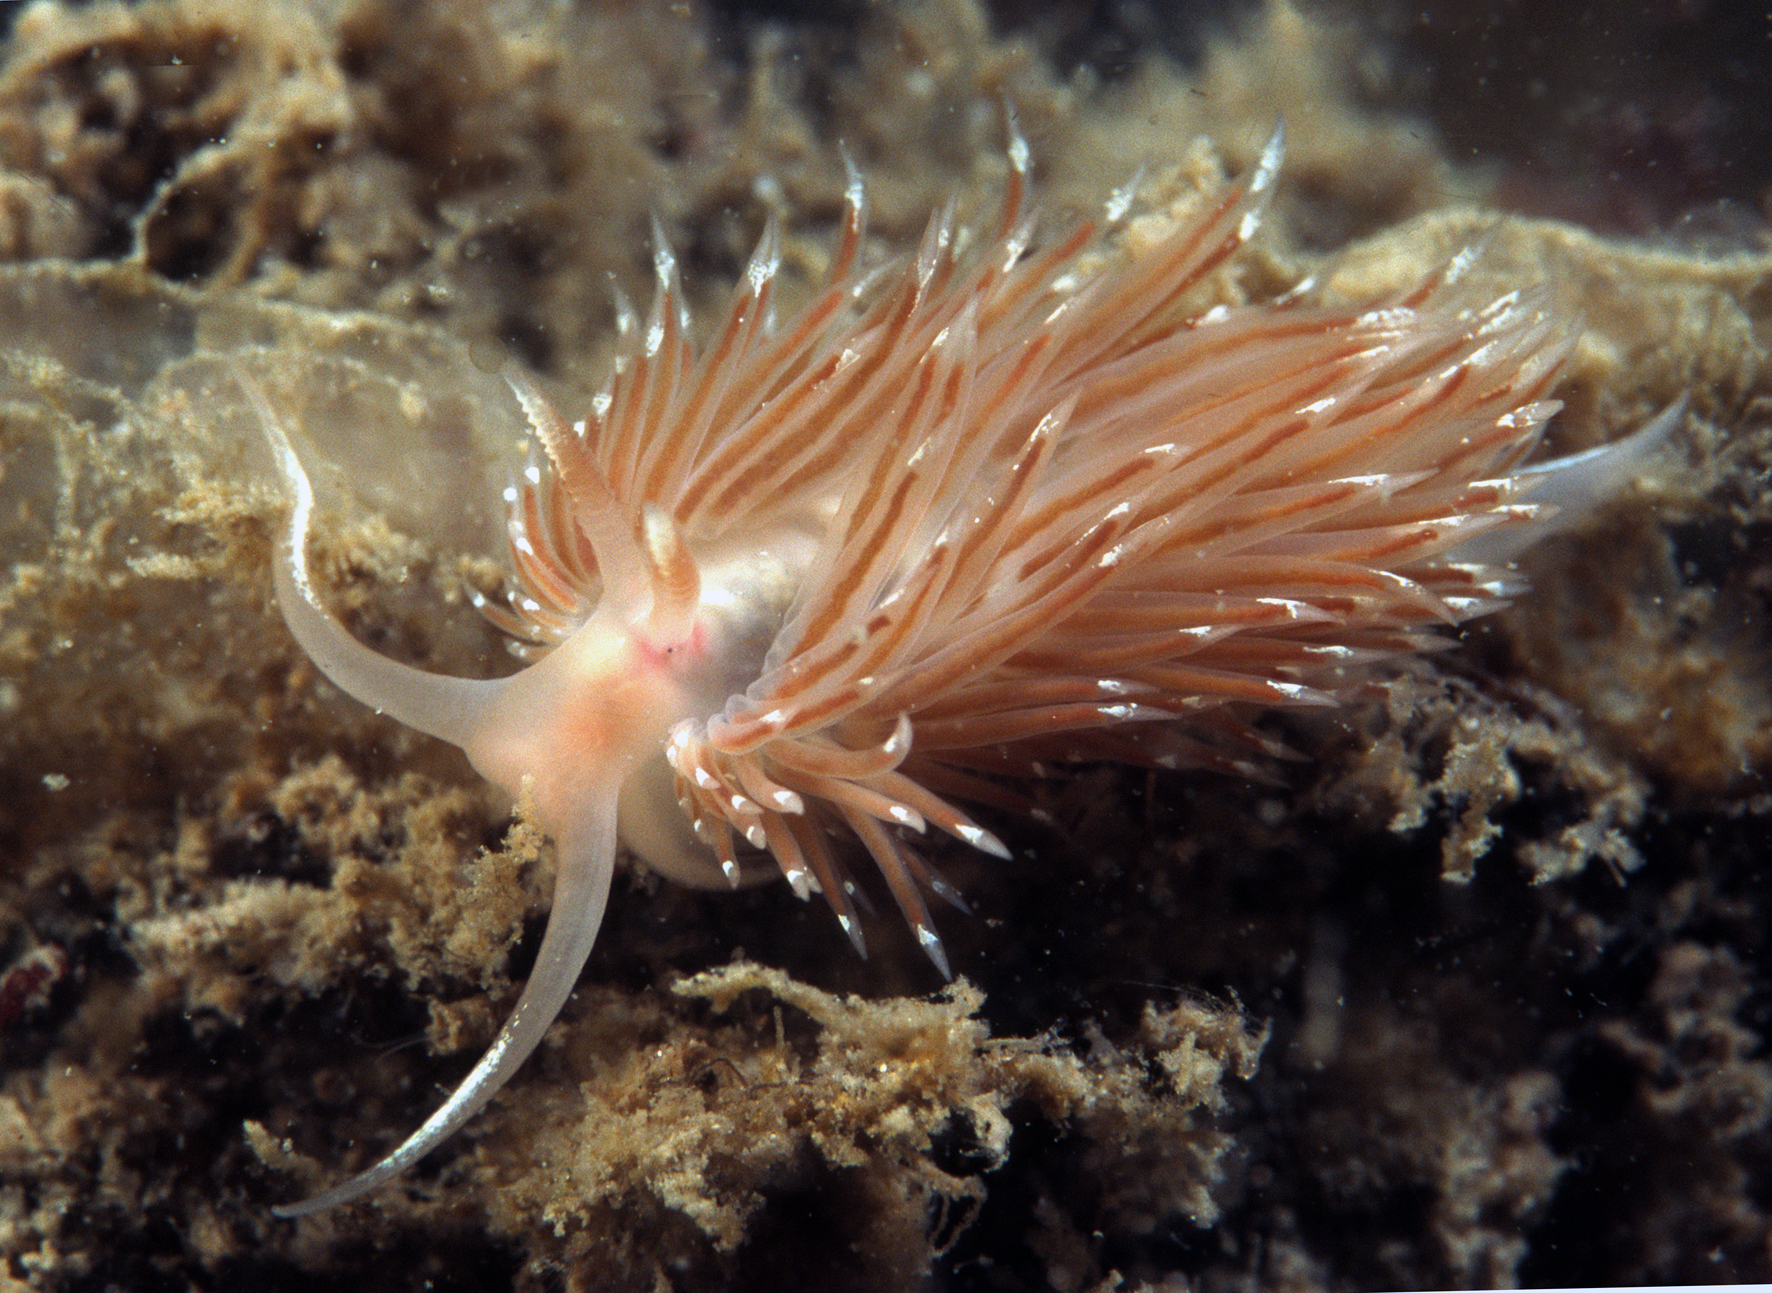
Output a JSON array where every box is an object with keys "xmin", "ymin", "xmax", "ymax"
[
  {"xmin": 637, "ymin": 327, "xmax": 742, "ymax": 506},
  {"xmin": 1007, "ymin": 455, "xmax": 1159, "ymax": 568},
  {"xmin": 679, "ymin": 348, "xmax": 855, "ymax": 520},
  {"xmin": 766, "ymin": 733, "xmax": 905, "ymax": 780},
  {"xmin": 1066, "ymin": 180, "xmax": 1243, "ymax": 345}
]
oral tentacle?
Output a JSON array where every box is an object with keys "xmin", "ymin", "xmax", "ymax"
[
  {"xmin": 243, "ymin": 366, "xmax": 504, "ymax": 750},
  {"xmin": 272, "ymin": 781, "xmax": 621, "ymax": 1217}
]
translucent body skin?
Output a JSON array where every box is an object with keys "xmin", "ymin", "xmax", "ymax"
[{"xmin": 253, "ymin": 127, "xmax": 1676, "ymax": 1216}]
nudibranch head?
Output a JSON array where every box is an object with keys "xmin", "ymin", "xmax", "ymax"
[{"xmin": 254, "ymin": 122, "xmax": 1675, "ymax": 1216}]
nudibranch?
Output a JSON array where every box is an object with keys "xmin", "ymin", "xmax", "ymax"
[{"xmin": 254, "ymin": 125, "xmax": 1675, "ymax": 1216}]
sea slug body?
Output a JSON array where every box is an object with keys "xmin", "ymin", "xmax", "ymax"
[{"xmin": 252, "ymin": 124, "xmax": 1676, "ymax": 1216}]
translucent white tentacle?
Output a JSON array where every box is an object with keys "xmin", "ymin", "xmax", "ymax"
[
  {"xmin": 273, "ymin": 784, "xmax": 621, "ymax": 1217},
  {"xmin": 241, "ymin": 367, "xmax": 504, "ymax": 748}
]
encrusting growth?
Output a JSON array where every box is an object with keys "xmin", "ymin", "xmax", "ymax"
[{"xmin": 253, "ymin": 123, "xmax": 1676, "ymax": 1215}]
